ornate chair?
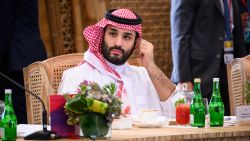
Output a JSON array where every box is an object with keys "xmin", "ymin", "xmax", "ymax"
[
  {"xmin": 227, "ymin": 55, "xmax": 250, "ymax": 115},
  {"xmin": 23, "ymin": 53, "xmax": 84, "ymax": 124},
  {"xmin": 23, "ymin": 53, "xmax": 140, "ymax": 124}
]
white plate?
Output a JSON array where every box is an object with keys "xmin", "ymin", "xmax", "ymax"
[{"xmin": 133, "ymin": 122, "xmax": 163, "ymax": 128}]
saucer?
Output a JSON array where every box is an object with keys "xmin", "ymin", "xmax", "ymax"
[{"xmin": 133, "ymin": 122, "xmax": 163, "ymax": 128}]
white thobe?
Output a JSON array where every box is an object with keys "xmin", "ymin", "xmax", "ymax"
[{"xmin": 58, "ymin": 51, "xmax": 177, "ymax": 117}]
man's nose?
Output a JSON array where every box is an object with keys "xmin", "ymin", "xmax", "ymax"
[{"xmin": 115, "ymin": 36, "xmax": 123, "ymax": 47}]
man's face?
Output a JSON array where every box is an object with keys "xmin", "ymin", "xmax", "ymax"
[{"xmin": 101, "ymin": 25, "xmax": 137, "ymax": 65}]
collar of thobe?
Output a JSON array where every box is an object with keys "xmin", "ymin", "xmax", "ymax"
[
  {"xmin": 83, "ymin": 51, "xmax": 127, "ymax": 82},
  {"xmin": 106, "ymin": 59, "xmax": 126, "ymax": 74}
]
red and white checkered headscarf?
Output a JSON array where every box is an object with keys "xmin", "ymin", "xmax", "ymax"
[{"xmin": 83, "ymin": 9, "xmax": 142, "ymax": 97}]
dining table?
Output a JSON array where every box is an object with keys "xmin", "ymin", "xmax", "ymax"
[{"xmin": 17, "ymin": 124, "xmax": 250, "ymax": 141}]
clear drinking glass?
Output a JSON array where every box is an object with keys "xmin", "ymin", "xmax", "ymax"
[
  {"xmin": 171, "ymin": 90, "xmax": 194, "ymax": 125},
  {"xmin": 176, "ymin": 102, "xmax": 190, "ymax": 125},
  {"xmin": 202, "ymin": 98, "xmax": 209, "ymax": 127},
  {"xmin": 0, "ymin": 100, "xmax": 5, "ymax": 134},
  {"xmin": 0, "ymin": 100, "xmax": 5, "ymax": 118}
]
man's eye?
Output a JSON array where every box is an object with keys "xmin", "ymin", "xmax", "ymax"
[
  {"xmin": 124, "ymin": 35, "xmax": 131, "ymax": 40},
  {"xmin": 109, "ymin": 32, "xmax": 116, "ymax": 36}
]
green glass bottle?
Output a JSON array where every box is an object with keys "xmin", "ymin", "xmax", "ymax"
[
  {"xmin": 2, "ymin": 89, "xmax": 17, "ymax": 141},
  {"xmin": 190, "ymin": 78, "xmax": 205, "ymax": 127},
  {"xmin": 209, "ymin": 78, "xmax": 224, "ymax": 127}
]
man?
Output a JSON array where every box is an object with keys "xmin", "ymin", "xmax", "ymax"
[
  {"xmin": 0, "ymin": 0, "xmax": 47, "ymax": 123},
  {"xmin": 170, "ymin": 0, "xmax": 247, "ymax": 115},
  {"xmin": 58, "ymin": 8, "xmax": 176, "ymax": 116}
]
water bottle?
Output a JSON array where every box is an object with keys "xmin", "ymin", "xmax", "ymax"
[
  {"xmin": 190, "ymin": 78, "xmax": 205, "ymax": 127},
  {"xmin": 209, "ymin": 78, "xmax": 224, "ymax": 127},
  {"xmin": 2, "ymin": 89, "xmax": 17, "ymax": 141}
]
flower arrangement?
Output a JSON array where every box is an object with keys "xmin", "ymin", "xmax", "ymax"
[{"xmin": 64, "ymin": 80, "xmax": 122, "ymax": 127}]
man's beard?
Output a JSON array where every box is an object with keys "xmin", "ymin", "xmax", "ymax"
[{"xmin": 101, "ymin": 41, "xmax": 135, "ymax": 65}]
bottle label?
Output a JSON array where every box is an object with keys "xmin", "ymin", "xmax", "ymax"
[{"xmin": 209, "ymin": 105, "xmax": 224, "ymax": 126}]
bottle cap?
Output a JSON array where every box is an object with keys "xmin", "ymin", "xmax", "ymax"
[
  {"xmin": 5, "ymin": 89, "xmax": 12, "ymax": 94},
  {"xmin": 194, "ymin": 78, "xmax": 201, "ymax": 82},
  {"xmin": 213, "ymin": 78, "xmax": 220, "ymax": 81}
]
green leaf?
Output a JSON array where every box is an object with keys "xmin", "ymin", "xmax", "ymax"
[
  {"xmin": 175, "ymin": 98, "xmax": 185, "ymax": 107},
  {"xmin": 89, "ymin": 99, "xmax": 108, "ymax": 114},
  {"xmin": 80, "ymin": 85, "xmax": 87, "ymax": 94},
  {"xmin": 103, "ymin": 82, "xmax": 116, "ymax": 95},
  {"xmin": 65, "ymin": 96, "xmax": 87, "ymax": 114}
]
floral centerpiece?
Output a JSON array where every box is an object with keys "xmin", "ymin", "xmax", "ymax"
[{"xmin": 64, "ymin": 80, "xmax": 122, "ymax": 139}]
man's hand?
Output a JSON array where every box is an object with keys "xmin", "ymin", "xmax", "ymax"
[
  {"xmin": 137, "ymin": 39, "xmax": 176, "ymax": 101},
  {"xmin": 121, "ymin": 105, "xmax": 131, "ymax": 117},
  {"xmin": 138, "ymin": 39, "xmax": 155, "ymax": 68}
]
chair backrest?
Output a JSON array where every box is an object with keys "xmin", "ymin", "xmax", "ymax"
[
  {"xmin": 23, "ymin": 53, "xmax": 84, "ymax": 124},
  {"xmin": 228, "ymin": 55, "xmax": 250, "ymax": 115}
]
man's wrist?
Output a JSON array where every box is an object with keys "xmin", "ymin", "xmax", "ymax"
[{"xmin": 144, "ymin": 60, "xmax": 156, "ymax": 73}]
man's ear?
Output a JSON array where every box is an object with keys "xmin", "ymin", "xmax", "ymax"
[
  {"xmin": 135, "ymin": 38, "xmax": 141, "ymax": 49},
  {"xmin": 131, "ymin": 38, "xmax": 141, "ymax": 58}
]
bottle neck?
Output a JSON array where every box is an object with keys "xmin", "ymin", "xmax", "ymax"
[
  {"xmin": 194, "ymin": 82, "xmax": 202, "ymax": 98},
  {"xmin": 212, "ymin": 81, "xmax": 221, "ymax": 96},
  {"xmin": 5, "ymin": 93, "xmax": 13, "ymax": 106}
]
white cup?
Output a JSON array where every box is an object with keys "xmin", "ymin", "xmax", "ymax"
[{"xmin": 139, "ymin": 109, "xmax": 158, "ymax": 123}]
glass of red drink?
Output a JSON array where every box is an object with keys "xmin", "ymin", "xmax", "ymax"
[{"xmin": 176, "ymin": 103, "xmax": 190, "ymax": 125}]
